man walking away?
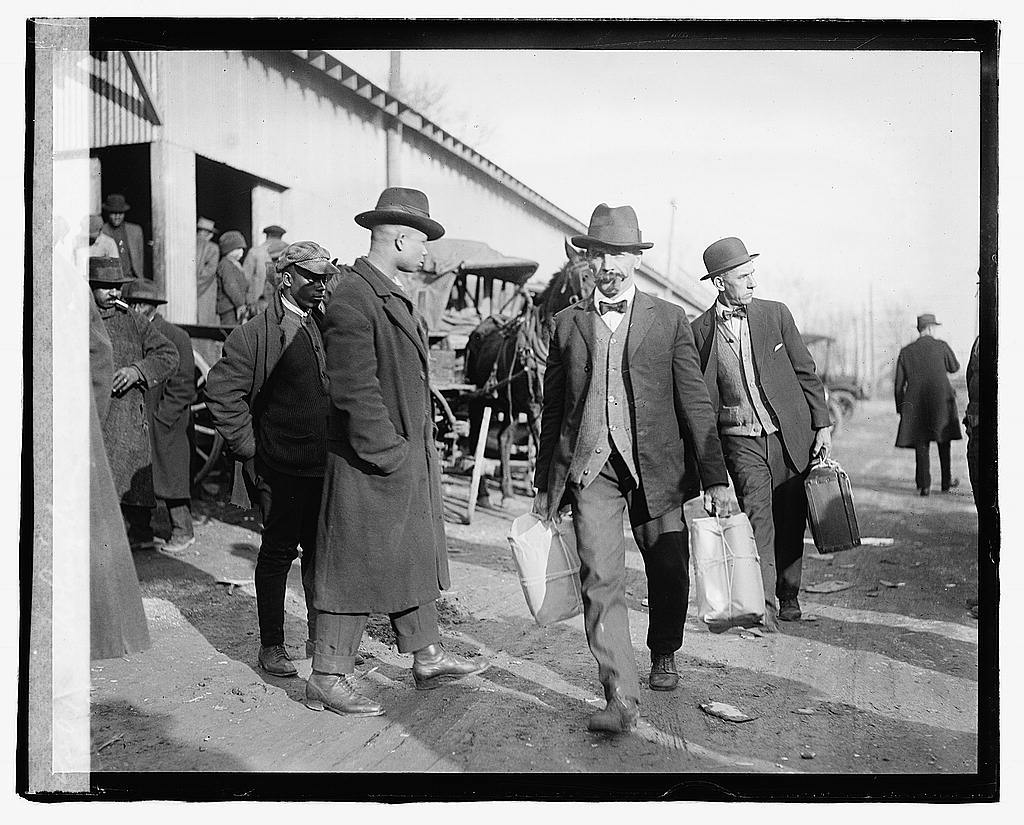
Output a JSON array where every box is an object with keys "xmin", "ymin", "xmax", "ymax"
[{"xmin": 206, "ymin": 241, "xmax": 340, "ymax": 677}]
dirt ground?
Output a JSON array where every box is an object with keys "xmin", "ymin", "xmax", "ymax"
[{"xmin": 89, "ymin": 399, "xmax": 980, "ymax": 778}]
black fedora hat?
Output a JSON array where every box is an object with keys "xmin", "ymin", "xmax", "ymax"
[
  {"xmin": 121, "ymin": 279, "xmax": 167, "ymax": 305},
  {"xmin": 101, "ymin": 193, "xmax": 131, "ymax": 213},
  {"xmin": 701, "ymin": 237, "xmax": 759, "ymax": 280},
  {"xmin": 355, "ymin": 187, "xmax": 445, "ymax": 241},
  {"xmin": 916, "ymin": 313, "xmax": 941, "ymax": 331},
  {"xmin": 571, "ymin": 204, "xmax": 653, "ymax": 252},
  {"xmin": 88, "ymin": 256, "xmax": 134, "ymax": 285}
]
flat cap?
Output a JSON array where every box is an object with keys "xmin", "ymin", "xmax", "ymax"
[
  {"xmin": 275, "ymin": 241, "xmax": 341, "ymax": 276},
  {"xmin": 263, "ymin": 224, "xmax": 286, "ymax": 237}
]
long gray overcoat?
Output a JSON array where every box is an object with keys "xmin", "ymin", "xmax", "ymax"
[
  {"xmin": 98, "ymin": 306, "xmax": 179, "ymax": 505},
  {"xmin": 894, "ymin": 335, "xmax": 962, "ymax": 447},
  {"xmin": 313, "ymin": 257, "xmax": 450, "ymax": 614},
  {"xmin": 147, "ymin": 314, "xmax": 196, "ymax": 499}
]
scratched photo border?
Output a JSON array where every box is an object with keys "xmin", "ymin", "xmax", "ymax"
[{"xmin": 19, "ymin": 16, "xmax": 999, "ymax": 802}]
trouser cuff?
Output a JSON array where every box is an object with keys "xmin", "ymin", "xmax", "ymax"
[{"xmin": 312, "ymin": 650, "xmax": 356, "ymax": 675}]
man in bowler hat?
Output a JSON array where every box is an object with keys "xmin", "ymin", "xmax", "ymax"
[
  {"xmin": 101, "ymin": 193, "xmax": 146, "ymax": 280},
  {"xmin": 309, "ymin": 188, "xmax": 489, "ymax": 717},
  {"xmin": 206, "ymin": 241, "xmax": 341, "ymax": 677},
  {"xmin": 691, "ymin": 238, "xmax": 831, "ymax": 629},
  {"xmin": 894, "ymin": 314, "xmax": 962, "ymax": 496},
  {"xmin": 534, "ymin": 204, "xmax": 737, "ymax": 734}
]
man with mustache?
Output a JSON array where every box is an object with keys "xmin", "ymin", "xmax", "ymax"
[
  {"xmin": 534, "ymin": 204, "xmax": 736, "ymax": 734},
  {"xmin": 691, "ymin": 237, "xmax": 832, "ymax": 630},
  {"xmin": 206, "ymin": 241, "xmax": 340, "ymax": 677}
]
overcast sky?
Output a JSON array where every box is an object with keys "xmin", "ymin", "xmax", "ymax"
[{"xmin": 333, "ymin": 48, "xmax": 980, "ymax": 360}]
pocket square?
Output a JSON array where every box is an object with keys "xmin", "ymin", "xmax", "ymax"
[{"xmin": 773, "ymin": 342, "xmax": 784, "ymax": 352}]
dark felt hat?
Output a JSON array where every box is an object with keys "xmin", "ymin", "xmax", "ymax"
[
  {"xmin": 571, "ymin": 204, "xmax": 653, "ymax": 252},
  {"xmin": 262, "ymin": 224, "xmax": 286, "ymax": 237},
  {"xmin": 121, "ymin": 279, "xmax": 167, "ymax": 305},
  {"xmin": 218, "ymin": 230, "xmax": 246, "ymax": 255},
  {"xmin": 276, "ymin": 241, "xmax": 342, "ymax": 276},
  {"xmin": 701, "ymin": 237, "xmax": 760, "ymax": 280},
  {"xmin": 88, "ymin": 256, "xmax": 134, "ymax": 284},
  {"xmin": 917, "ymin": 313, "xmax": 941, "ymax": 331},
  {"xmin": 101, "ymin": 193, "xmax": 131, "ymax": 213},
  {"xmin": 355, "ymin": 187, "xmax": 445, "ymax": 241}
]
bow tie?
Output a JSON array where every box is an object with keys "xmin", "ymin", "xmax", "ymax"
[
  {"xmin": 720, "ymin": 306, "xmax": 746, "ymax": 321},
  {"xmin": 598, "ymin": 299, "xmax": 627, "ymax": 315}
]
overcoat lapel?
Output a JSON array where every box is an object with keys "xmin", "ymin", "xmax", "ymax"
[
  {"xmin": 696, "ymin": 307, "xmax": 716, "ymax": 374},
  {"xmin": 572, "ymin": 301, "xmax": 597, "ymax": 356},
  {"xmin": 627, "ymin": 290, "xmax": 657, "ymax": 361},
  {"xmin": 353, "ymin": 258, "xmax": 429, "ymax": 366}
]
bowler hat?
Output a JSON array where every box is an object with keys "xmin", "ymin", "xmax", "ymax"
[
  {"xmin": 355, "ymin": 187, "xmax": 445, "ymax": 241},
  {"xmin": 917, "ymin": 313, "xmax": 941, "ymax": 331},
  {"xmin": 571, "ymin": 204, "xmax": 653, "ymax": 252},
  {"xmin": 276, "ymin": 241, "xmax": 342, "ymax": 276},
  {"xmin": 101, "ymin": 193, "xmax": 131, "ymax": 213},
  {"xmin": 197, "ymin": 216, "xmax": 217, "ymax": 232},
  {"xmin": 88, "ymin": 256, "xmax": 134, "ymax": 285},
  {"xmin": 701, "ymin": 237, "xmax": 759, "ymax": 280},
  {"xmin": 262, "ymin": 224, "xmax": 286, "ymax": 237},
  {"xmin": 218, "ymin": 230, "xmax": 246, "ymax": 256},
  {"xmin": 121, "ymin": 279, "xmax": 167, "ymax": 305}
]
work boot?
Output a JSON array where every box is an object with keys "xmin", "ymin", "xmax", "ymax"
[
  {"xmin": 159, "ymin": 535, "xmax": 196, "ymax": 555},
  {"xmin": 778, "ymin": 596, "xmax": 802, "ymax": 622},
  {"xmin": 304, "ymin": 672, "xmax": 384, "ymax": 716},
  {"xmin": 649, "ymin": 653, "xmax": 679, "ymax": 691},
  {"xmin": 412, "ymin": 644, "xmax": 490, "ymax": 690},
  {"xmin": 941, "ymin": 478, "xmax": 960, "ymax": 493},
  {"xmin": 258, "ymin": 644, "xmax": 298, "ymax": 677},
  {"xmin": 919, "ymin": 488, "xmax": 930, "ymax": 497},
  {"xmin": 587, "ymin": 696, "xmax": 639, "ymax": 734}
]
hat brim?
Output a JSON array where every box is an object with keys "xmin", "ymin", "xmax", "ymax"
[
  {"xmin": 290, "ymin": 259, "xmax": 342, "ymax": 277},
  {"xmin": 129, "ymin": 297, "xmax": 168, "ymax": 305},
  {"xmin": 700, "ymin": 252, "xmax": 760, "ymax": 280},
  {"xmin": 89, "ymin": 274, "xmax": 137, "ymax": 285},
  {"xmin": 102, "ymin": 204, "xmax": 130, "ymax": 212},
  {"xmin": 570, "ymin": 234, "xmax": 653, "ymax": 252},
  {"xmin": 355, "ymin": 209, "xmax": 445, "ymax": 241}
]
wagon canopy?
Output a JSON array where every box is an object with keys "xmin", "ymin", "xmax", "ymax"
[{"xmin": 404, "ymin": 238, "xmax": 539, "ymax": 336}]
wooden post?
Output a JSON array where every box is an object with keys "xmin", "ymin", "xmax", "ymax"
[{"xmin": 466, "ymin": 405, "xmax": 492, "ymax": 524}]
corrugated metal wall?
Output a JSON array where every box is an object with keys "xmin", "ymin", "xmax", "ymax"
[{"xmin": 90, "ymin": 50, "xmax": 158, "ymax": 147}]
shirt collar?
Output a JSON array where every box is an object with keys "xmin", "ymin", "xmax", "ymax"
[
  {"xmin": 280, "ymin": 293, "xmax": 308, "ymax": 319},
  {"xmin": 716, "ymin": 299, "xmax": 744, "ymax": 320},
  {"xmin": 595, "ymin": 282, "xmax": 636, "ymax": 309}
]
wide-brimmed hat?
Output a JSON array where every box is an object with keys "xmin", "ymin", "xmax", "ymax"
[
  {"xmin": 917, "ymin": 313, "xmax": 941, "ymax": 331},
  {"xmin": 218, "ymin": 230, "xmax": 246, "ymax": 255},
  {"xmin": 101, "ymin": 193, "xmax": 131, "ymax": 213},
  {"xmin": 197, "ymin": 216, "xmax": 217, "ymax": 232},
  {"xmin": 570, "ymin": 204, "xmax": 653, "ymax": 252},
  {"xmin": 262, "ymin": 224, "xmax": 286, "ymax": 237},
  {"xmin": 275, "ymin": 241, "xmax": 342, "ymax": 276},
  {"xmin": 121, "ymin": 279, "xmax": 167, "ymax": 305},
  {"xmin": 355, "ymin": 187, "xmax": 445, "ymax": 241},
  {"xmin": 701, "ymin": 237, "xmax": 760, "ymax": 280},
  {"xmin": 88, "ymin": 256, "xmax": 134, "ymax": 285}
]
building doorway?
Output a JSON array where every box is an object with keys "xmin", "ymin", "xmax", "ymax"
[
  {"xmin": 195, "ymin": 155, "xmax": 264, "ymax": 250},
  {"xmin": 90, "ymin": 142, "xmax": 153, "ymax": 279}
]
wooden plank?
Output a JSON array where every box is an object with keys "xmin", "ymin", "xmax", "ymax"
[{"xmin": 465, "ymin": 405, "xmax": 492, "ymax": 525}]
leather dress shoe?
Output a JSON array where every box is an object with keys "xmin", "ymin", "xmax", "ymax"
[
  {"xmin": 588, "ymin": 697, "xmax": 639, "ymax": 734},
  {"xmin": 304, "ymin": 672, "xmax": 384, "ymax": 716},
  {"xmin": 304, "ymin": 638, "xmax": 364, "ymax": 666},
  {"xmin": 778, "ymin": 597, "xmax": 802, "ymax": 622},
  {"xmin": 649, "ymin": 653, "xmax": 679, "ymax": 691},
  {"xmin": 919, "ymin": 488, "xmax": 930, "ymax": 497},
  {"xmin": 761, "ymin": 601, "xmax": 781, "ymax": 632},
  {"xmin": 941, "ymin": 478, "xmax": 960, "ymax": 492},
  {"xmin": 412, "ymin": 645, "xmax": 490, "ymax": 690},
  {"xmin": 258, "ymin": 644, "xmax": 298, "ymax": 677}
]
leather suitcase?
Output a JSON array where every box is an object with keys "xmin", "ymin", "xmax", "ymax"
[{"xmin": 804, "ymin": 459, "xmax": 862, "ymax": 553}]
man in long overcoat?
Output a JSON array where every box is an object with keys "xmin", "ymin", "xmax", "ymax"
[
  {"xmin": 100, "ymin": 193, "xmax": 146, "ymax": 280},
  {"xmin": 88, "ymin": 257, "xmax": 179, "ymax": 550},
  {"xmin": 308, "ymin": 188, "xmax": 489, "ymax": 717},
  {"xmin": 894, "ymin": 313, "xmax": 962, "ymax": 495},
  {"xmin": 122, "ymin": 280, "xmax": 197, "ymax": 552},
  {"xmin": 195, "ymin": 216, "xmax": 220, "ymax": 325},
  {"xmin": 691, "ymin": 237, "xmax": 832, "ymax": 628},
  {"xmin": 534, "ymin": 204, "xmax": 737, "ymax": 734}
]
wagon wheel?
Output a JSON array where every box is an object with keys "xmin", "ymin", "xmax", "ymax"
[
  {"xmin": 431, "ymin": 386, "xmax": 461, "ymax": 467},
  {"xmin": 191, "ymin": 348, "xmax": 226, "ymax": 486}
]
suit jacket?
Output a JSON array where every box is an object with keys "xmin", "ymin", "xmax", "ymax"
[
  {"xmin": 147, "ymin": 314, "xmax": 196, "ymax": 499},
  {"xmin": 691, "ymin": 298, "xmax": 830, "ymax": 473},
  {"xmin": 102, "ymin": 220, "xmax": 145, "ymax": 279},
  {"xmin": 894, "ymin": 335, "xmax": 962, "ymax": 446},
  {"xmin": 313, "ymin": 257, "xmax": 449, "ymax": 614},
  {"xmin": 536, "ymin": 289, "xmax": 729, "ymax": 520}
]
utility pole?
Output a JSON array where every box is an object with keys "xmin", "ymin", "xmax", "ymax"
[
  {"xmin": 386, "ymin": 51, "xmax": 403, "ymax": 187},
  {"xmin": 665, "ymin": 198, "xmax": 678, "ymax": 279},
  {"xmin": 868, "ymin": 282, "xmax": 876, "ymax": 395}
]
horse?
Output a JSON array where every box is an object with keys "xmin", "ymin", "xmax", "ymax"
[{"xmin": 465, "ymin": 240, "xmax": 595, "ymax": 503}]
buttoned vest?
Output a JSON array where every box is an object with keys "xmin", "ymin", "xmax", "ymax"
[{"xmin": 715, "ymin": 324, "xmax": 776, "ymax": 436}]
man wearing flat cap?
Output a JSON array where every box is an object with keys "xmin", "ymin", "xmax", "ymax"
[
  {"xmin": 206, "ymin": 241, "xmax": 340, "ymax": 678},
  {"xmin": 88, "ymin": 256, "xmax": 179, "ymax": 551},
  {"xmin": 122, "ymin": 280, "xmax": 198, "ymax": 553},
  {"xmin": 101, "ymin": 193, "xmax": 146, "ymax": 280},
  {"xmin": 534, "ymin": 204, "xmax": 736, "ymax": 734},
  {"xmin": 894, "ymin": 313, "xmax": 962, "ymax": 496},
  {"xmin": 309, "ymin": 187, "xmax": 489, "ymax": 717},
  {"xmin": 691, "ymin": 237, "xmax": 831, "ymax": 629},
  {"xmin": 243, "ymin": 224, "xmax": 287, "ymax": 316}
]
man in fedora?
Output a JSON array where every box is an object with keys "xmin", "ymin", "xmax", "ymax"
[
  {"xmin": 207, "ymin": 241, "xmax": 341, "ymax": 677},
  {"xmin": 196, "ymin": 217, "xmax": 220, "ymax": 325},
  {"xmin": 88, "ymin": 256, "xmax": 179, "ymax": 551},
  {"xmin": 691, "ymin": 237, "xmax": 831, "ymax": 629},
  {"xmin": 122, "ymin": 280, "xmax": 197, "ymax": 553},
  {"xmin": 894, "ymin": 313, "xmax": 962, "ymax": 496},
  {"xmin": 309, "ymin": 188, "xmax": 489, "ymax": 717},
  {"xmin": 534, "ymin": 204, "xmax": 736, "ymax": 734},
  {"xmin": 243, "ymin": 224, "xmax": 287, "ymax": 315},
  {"xmin": 101, "ymin": 193, "xmax": 146, "ymax": 280}
]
